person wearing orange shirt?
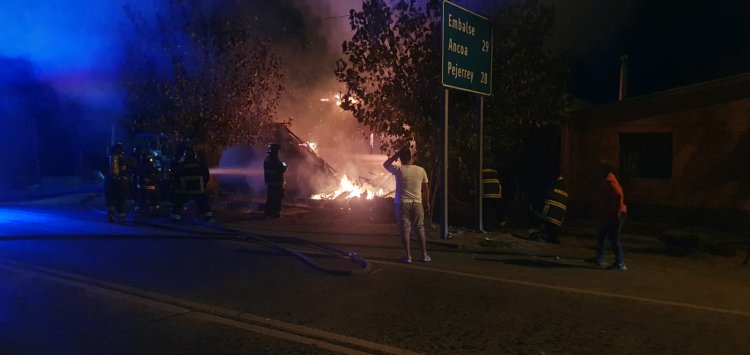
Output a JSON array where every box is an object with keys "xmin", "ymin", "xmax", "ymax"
[{"xmin": 594, "ymin": 164, "xmax": 628, "ymax": 271}]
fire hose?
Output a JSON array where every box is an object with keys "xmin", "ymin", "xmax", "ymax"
[
  {"xmin": 210, "ymin": 224, "xmax": 371, "ymax": 276},
  {"xmin": 85, "ymin": 205, "xmax": 371, "ymax": 276}
]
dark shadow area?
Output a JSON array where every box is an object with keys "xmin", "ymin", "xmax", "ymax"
[
  {"xmin": 234, "ymin": 248, "xmax": 285, "ymax": 257},
  {"xmin": 475, "ymin": 257, "xmax": 600, "ymax": 270}
]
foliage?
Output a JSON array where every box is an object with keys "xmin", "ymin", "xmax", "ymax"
[
  {"xmin": 121, "ymin": 0, "xmax": 284, "ymax": 165},
  {"xmin": 337, "ymin": 0, "xmax": 570, "ymax": 213},
  {"xmin": 335, "ymin": 0, "xmax": 442, "ymax": 158},
  {"xmin": 449, "ymin": 1, "xmax": 569, "ymax": 160},
  {"xmin": 483, "ymin": 0, "xmax": 569, "ymax": 169}
]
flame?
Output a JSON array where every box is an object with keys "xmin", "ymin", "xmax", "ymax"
[
  {"xmin": 298, "ymin": 141, "xmax": 318, "ymax": 153},
  {"xmin": 333, "ymin": 92, "xmax": 359, "ymax": 107},
  {"xmin": 311, "ymin": 175, "xmax": 384, "ymax": 200},
  {"xmin": 335, "ymin": 92, "xmax": 343, "ymax": 106}
]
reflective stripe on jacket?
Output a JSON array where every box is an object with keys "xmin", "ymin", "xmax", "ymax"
[{"xmin": 174, "ymin": 162, "xmax": 209, "ymax": 194}]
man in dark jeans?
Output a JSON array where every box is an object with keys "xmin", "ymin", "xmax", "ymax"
[{"xmin": 594, "ymin": 165, "xmax": 628, "ymax": 271}]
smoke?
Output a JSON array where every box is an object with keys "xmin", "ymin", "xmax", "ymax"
[
  {"xmin": 0, "ymin": 0, "xmax": 370, "ymax": 196},
  {"xmin": 269, "ymin": 0, "xmax": 376, "ymax": 166},
  {"xmin": 208, "ymin": 0, "xmax": 391, "ymax": 197},
  {"xmin": 0, "ymin": 0, "xmax": 156, "ymax": 195},
  {"xmin": 0, "ymin": 0, "xmax": 157, "ymax": 109}
]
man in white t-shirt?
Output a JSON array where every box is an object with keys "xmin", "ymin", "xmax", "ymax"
[{"xmin": 383, "ymin": 145, "xmax": 431, "ymax": 263}]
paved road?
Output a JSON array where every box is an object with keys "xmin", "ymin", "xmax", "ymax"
[{"xmin": 1, "ymin": 204, "xmax": 749, "ymax": 354}]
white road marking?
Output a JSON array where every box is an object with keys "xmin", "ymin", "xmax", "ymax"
[
  {"xmin": 371, "ymin": 260, "xmax": 750, "ymax": 318},
  {"xmin": 0, "ymin": 257, "xmax": 420, "ymax": 355}
]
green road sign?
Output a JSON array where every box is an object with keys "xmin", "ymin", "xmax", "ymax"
[{"xmin": 442, "ymin": 0, "xmax": 492, "ymax": 96}]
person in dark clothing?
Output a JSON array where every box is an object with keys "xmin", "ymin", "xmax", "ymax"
[
  {"xmin": 169, "ymin": 147, "xmax": 214, "ymax": 224},
  {"xmin": 135, "ymin": 152, "xmax": 161, "ymax": 215},
  {"xmin": 263, "ymin": 143, "xmax": 287, "ymax": 218},
  {"xmin": 105, "ymin": 142, "xmax": 129, "ymax": 222},
  {"xmin": 530, "ymin": 175, "xmax": 568, "ymax": 244},
  {"xmin": 481, "ymin": 168, "xmax": 504, "ymax": 230}
]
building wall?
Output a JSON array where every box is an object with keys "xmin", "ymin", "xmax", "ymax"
[{"xmin": 566, "ymin": 97, "xmax": 750, "ymax": 219}]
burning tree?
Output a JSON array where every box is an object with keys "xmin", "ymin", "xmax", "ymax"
[{"xmin": 120, "ymin": 0, "xmax": 285, "ymax": 166}]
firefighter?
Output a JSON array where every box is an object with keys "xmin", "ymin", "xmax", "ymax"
[
  {"xmin": 134, "ymin": 152, "xmax": 161, "ymax": 215},
  {"xmin": 264, "ymin": 143, "xmax": 287, "ymax": 218},
  {"xmin": 481, "ymin": 168, "xmax": 504, "ymax": 229},
  {"xmin": 530, "ymin": 175, "xmax": 568, "ymax": 244},
  {"xmin": 169, "ymin": 147, "xmax": 214, "ymax": 224},
  {"xmin": 105, "ymin": 142, "xmax": 129, "ymax": 222}
]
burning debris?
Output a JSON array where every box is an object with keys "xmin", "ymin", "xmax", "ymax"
[
  {"xmin": 310, "ymin": 175, "xmax": 387, "ymax": 201},
  {"xmin": 308, "ymin": 172, "xmax": 396, "ymax": 224},
  {"xmin": 307, "ymin": 166, "xmax": 397, "ymax": 224}
]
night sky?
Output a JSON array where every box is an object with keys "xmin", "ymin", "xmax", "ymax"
[
  {"xmin": 0, "ymin": 0, "xmax": 750, "ymax": 110},
  {"xmin": 2, "ymin": 0, "xmax": 748, "ymax": 110},
  {"xmin": 546, "ymin": 0, "xmax": 750, "ymax": 103}
]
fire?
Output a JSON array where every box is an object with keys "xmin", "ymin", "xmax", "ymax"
[
  {"xmin": 311, "ymin": 175, "xmax": 385, "ymax": 200},
  {"xmin": 299, "ymin": 141, "xmax": 318, "ymax": 153},
  {"xmin": 334, "ymin": 92, "xmax": 359, "ymax": 107}
]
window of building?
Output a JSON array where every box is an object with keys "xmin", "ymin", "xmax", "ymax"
[{"xmin": 619, "ymin": 133, "xmax": 672, "ymax": 178}]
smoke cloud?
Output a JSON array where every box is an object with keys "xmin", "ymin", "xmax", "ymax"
[{"xmin": 0, "ymin": 0, "xmax": 384, "ymax": 197}]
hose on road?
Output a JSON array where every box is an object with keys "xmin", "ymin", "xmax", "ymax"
[
  {"xmin": 99, "ymin": 209, "xmax": 372, "ymax": 276},
  {"xmin": 193, "ymin": 221, "xmax": 372, "ymax": 275}
]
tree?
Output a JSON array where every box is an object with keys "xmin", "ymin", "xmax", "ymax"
[
  {"xmin": 121, "ymin": 0, "xmax": 285, "ymax": 166},
  {"xmin": 481, "ymin": 0, "xmax": 569, "ymax": 210},
  {"xmin": 445, "ymin": 0, "xmax": 569, "ymax": 179},
  {"xmin": 335, "ymin": 0, "xmax": 443, "ymax": 218},
  {"xmin": 483, "ymin": 0, "xmax": 568, "ymax": 168},
  {"xmin": 335, "ymin": 0, "xmax": 442, "ymax": 158},
  {"xmin": 337, "ymin": 0, "xmax": 569, "ymax": 221}
]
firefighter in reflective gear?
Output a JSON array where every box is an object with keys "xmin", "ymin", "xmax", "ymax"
[
  {"xmin": 530, "ymin": 175, "xmax": 568, "ymax": 244},
  {"xmin": 169, "ymin": 148, "xmax": 214, "ymax": 224},
  {"xmin": 481, "ymin": 169, "xmax": 505, "ymax": 229},
  {"xmin": 264, "ymin": 143, "xmax": 287, "ymax": 218},
  {"xmin": 135, "ymin": 152, "xmax": 161, "ymax": 215},
  {"xmin": 105, "ymin": 142, "xmax": 129, "ymax": 222}
]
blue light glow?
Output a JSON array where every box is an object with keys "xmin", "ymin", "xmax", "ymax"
[
  {"xmin": 0, "ymin": 0, "xmax": 156, "ymax": 107},
  {"xmin": 0, "ymin": 0, "xmax": 158, "ymax": 192},
  {"xmin": 0, "ymin": 206, "xmax": 178, "ymax": 237},
  {"xmin": 0, "ymin": 208, "xmax": 61, "ymax": 226},
  {"xmin": 0, "ymin": 207, "xmax": 79, "ymax": 237}
]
